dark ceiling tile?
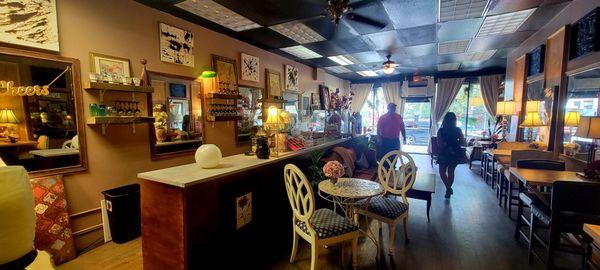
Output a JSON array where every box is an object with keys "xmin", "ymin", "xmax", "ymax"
[
  {"xmin": 467, "ymin": 31, "xmax": 535, "ymax": 52},
  {"xmin": 383, "ymin": 43, "xmax": 437, "ymax": 60},
  {"xmin": 363, "ymin": 30, "xmax": 401, "ymax": 51},
  {"xmin": 237, "ymin": 27, "xmax": 298, "ymax": 49},
  {"xmin": 382, "ymin": 0, "xmax": 438, "ymax": 29},
  {"xmin": 351, "ymin": 51, "xmax": 386, "ymax": 63},
  {"xmin": 303, "ymin": 16, "xmax": 359, "ymax": 40},
  {"xmin": 331, "ymin": 37, "xmax": 372, "ymax": 54},
  {"xmin": 437, "ymin": 18, "xmax": 484, "ymax": 42},
  {"xmin": 215, "ymin": 0, "xmax": 325, "ymax": 26},
  {"xmin": 304, "ymin": 41, "xmax": 348, "ymax": 57},
  {"xmin": 304, "ymin": 57, "xmax": 338, "ymax": 67},
  {"xmin": 345, "ymin": 63, "xmax": 371, "ymax": 72},
  {"xmin": 344, "ymin": 1, "xmax": 395, "ymax": 35},
  {"xmin": 518, "ymin": 2, "xmax": 570, "ymax": 31},
  {"xmin": 397, "ymin": 24, "xmax": 437, "ymax": 46}
]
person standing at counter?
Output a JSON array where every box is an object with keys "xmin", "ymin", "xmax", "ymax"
[{"xmin": 376, "ymin": 103, "xmax": 406, "ymax": 158}]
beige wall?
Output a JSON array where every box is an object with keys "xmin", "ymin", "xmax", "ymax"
[{"xmin": 55, "ymin": 0, "xmax": 349, "ymax": 250}]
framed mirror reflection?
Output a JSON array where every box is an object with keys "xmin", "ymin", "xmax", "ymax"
[
  {"xmin": 0, "ymin": 47, "xmax": 87, "ymax": 176},
  {"xmin": 148, "ymin": 72, "xmax": 203, "ymax": 159},
  {"xmin": 237, "ymin": 85, "xmax": 263, "ymax": 144},
  {"xmin": 518, "ymin": 77, "xmax": 557, "ymax": 147}
]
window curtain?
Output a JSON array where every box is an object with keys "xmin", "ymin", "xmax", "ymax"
[
  {"xmin": 479, "ymin": 74, "xmax": 503, "ymax": 118},
  {"xmin": 432, "ymin": 78, "xmax": 465, "ymax": 134},
  {"xmin": 382, "ymin": 82, "xmax": 403, "ymax": 114},
  {"xmin": 350, "ymin": 83, "xmax": 373, "ymax": 113}
]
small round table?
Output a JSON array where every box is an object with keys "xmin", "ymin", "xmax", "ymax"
[{"xmin": 318, "ymin": 178, "xmax": 384, "ymax": 254}]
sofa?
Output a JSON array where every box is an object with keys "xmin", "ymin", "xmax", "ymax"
[{"xmin": 321, "ymin": 146, "xmax": 378, "ymax": 181}]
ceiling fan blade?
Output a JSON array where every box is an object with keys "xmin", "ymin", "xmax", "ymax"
[
  {"xmin": 348, "ymin": 0, "xmax": 379, "ymax": 10},
  {"xmin": 346, "ymin": 13, "xmax": 386, "ymax": 29}
]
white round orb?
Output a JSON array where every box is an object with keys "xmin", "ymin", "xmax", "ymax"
[{"xmin": 194, "ymin": 144, "xmax": 222, "ymax": 168}]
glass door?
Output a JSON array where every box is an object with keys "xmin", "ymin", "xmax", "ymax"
[{"xmin": 402, "ymin": 98, "xmax": 431, "ymax": 154}]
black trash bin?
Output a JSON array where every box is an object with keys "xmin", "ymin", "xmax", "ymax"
[{"xmin": 102, "ymin": 184, "xmax": 141, "ymax": 244}]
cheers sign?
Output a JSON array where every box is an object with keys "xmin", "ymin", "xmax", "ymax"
[{"xmin": 0, "ymin": 80, "xmax": 50, "ymax": 96}]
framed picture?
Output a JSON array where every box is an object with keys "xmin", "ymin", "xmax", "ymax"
[
  {"xmin": 265, "ymin": 69, "xmax": 282, "ymax": 98},
  {"xmin": 89, "ymin": 52, "xmax": 131, "ymax": 78},
  {"xmin": 527, "ymin": 45, "xmax": 545, "ymax": 77},
  {"xmin": 240, "ymin": 53, "xmax": 259, "ymax": 82},
  {"xmin": 319, "ymin": 85, "xmax": 330, "ymax": 110},
  {"xmin": 311, "ymin": 92, "xmax": 321, "ymax": 109},
  {"xmin": 211, "ymin": 54, "xmax": 238, "ymax": 94},
  {"xmin": 159, "ymin": 22, "xmax": 194, "ymax": 67},
  {"xmin": 0, "ymin": 0, "xmax": 59, "ymax": 52},
  {"xmin": 285, "ymin": 65, "xmax": 299, "ymax": 92}
]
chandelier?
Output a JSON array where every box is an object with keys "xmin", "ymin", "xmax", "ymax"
[{"xmin": 326, "ymin": 0, "xmax": 350, "ymax": 25}]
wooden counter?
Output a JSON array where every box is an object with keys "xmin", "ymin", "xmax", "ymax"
[{"xmin": 137, "ymin": 136, "xmax": 359, "ymax": 269}]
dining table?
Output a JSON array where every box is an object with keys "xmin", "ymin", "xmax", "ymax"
[
  {"xmin": 583, "ymin": 223, "xmax": 600, "ymax": 269},
  {"xmin": 509, "ymin": 167, "xmax": 587, "ymax": 205}
]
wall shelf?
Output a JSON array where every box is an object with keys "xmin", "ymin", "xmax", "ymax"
[
  {"xmin": 85, "ymin": 82, "xmax": 154, "ymax": 103},
  {"xmin": 87, "ymin": 116, "xmax": 154, "ymax": 135},
  {"xmin": 205, "ymin": 92, "xmax": 242, "ymax": 99}
]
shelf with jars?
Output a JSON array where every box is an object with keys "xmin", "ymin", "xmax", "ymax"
[
  {"xmin": 87, "ymin": 101, "xmax": 153, "ymax": 135},
  {"xmin": 203, "ymin": 90, "xmax": 243, "ymax": 123}
]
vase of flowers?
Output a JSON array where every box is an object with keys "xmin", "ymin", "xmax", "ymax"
[
  {"xmin": 564, "ymin": 142, "xmax": 580, "ymax": 157},
  {"xmin": 323, "ymin": 160, "xmax": 344, "ymax": 184}
]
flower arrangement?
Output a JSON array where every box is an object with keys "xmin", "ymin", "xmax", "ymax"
[
  {"xmin": 329, "ymin": 88, "xmax": 352, "ymax": 111},
  {"xmin": 323, "ymin": 160, "xmax": 344, "ymax": 184},
  {"xmin": 491, "ymin": 133, "xmax": 499, "ymax": 142},
  {"xmin": 529, "ymin": 141, "xmax": 547, "ymax": 150},
  {"xmin": 563, "ymin": 142, "xmax": 580, "ymax": 156}
]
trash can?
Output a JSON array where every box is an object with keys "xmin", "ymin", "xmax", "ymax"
[{"xmin": 102, "ymin": 184, "xmax": 141, "ymax": 244}]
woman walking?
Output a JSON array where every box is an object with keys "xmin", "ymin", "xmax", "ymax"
[{"xmin": 437, "ymin": 112, "xmax": 467, "ymax": 198}]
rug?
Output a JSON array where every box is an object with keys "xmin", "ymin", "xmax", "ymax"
[{"xmin": 30, "ymin": 174, "xmax": 76, "ymax": 265}]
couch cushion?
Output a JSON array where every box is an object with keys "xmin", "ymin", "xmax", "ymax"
[
  {"xmin": 295, "ymin": 208, "xmax": 358, "ymax": 239},
  {"xmin": 355, "ymin": 153, "xmax": 370, "ymax": 170}
]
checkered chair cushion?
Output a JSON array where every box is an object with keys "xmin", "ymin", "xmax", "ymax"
[
  {"xmin": 295, "ymin": 208, "xmax": 358, "ymax": 239},
  {"xmin": 364, "ymin": 196, "xmax": 408, "ymax": 220}
]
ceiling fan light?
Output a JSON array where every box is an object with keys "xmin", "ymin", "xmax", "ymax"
[{"xmin": 383, "ymin": 67, "xmax": 395, "ymax": 74}]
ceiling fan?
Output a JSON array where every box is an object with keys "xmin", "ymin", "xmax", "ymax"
[
  {"xmin": 324, "ymin": 0, "xmax": 387, "ymax": 29},
  {"xmin": 371, "ymin": 54, "xmax": 400, "ymax": 75}
]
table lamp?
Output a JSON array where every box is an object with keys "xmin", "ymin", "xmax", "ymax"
[
  {"xmin": 520, "ymin": 111, "xmax": 545, "ymax": 143},
  {"xmin": 525, "ymin": 100, "xmax": 541, "ymax": 112},
  {"xmin": 563, "ymin": 111, "xmax": 580, "ymax": 142},
  {"xmin": 265, "ymin": 106, "xmax": 282, "ymax": 156},
  {"xmin": 495, "ymin": 101, "xmax": 515, "ymax": 141},
  {"xmin": 0, "ymin": 109, "xmax": 19, "ymax": 143},
  {"xmin": 574, "ymin": 116, "xmax": 600, "ymax": 162}
]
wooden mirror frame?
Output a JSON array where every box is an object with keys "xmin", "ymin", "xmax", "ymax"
[
  {"xmin": 517, "ymin": 75, "xmax": 545, "ymax": 142},
  {"xmin": 236, "ymin": 84, "xmax": 264, "ymax": 145},
  {"xmin": 0, "ymin": 46, "xmax": 88, "ymax": 177},
  {"xmin": 147, "ymin": 71, "xmax": 204, "ymax": 160}
]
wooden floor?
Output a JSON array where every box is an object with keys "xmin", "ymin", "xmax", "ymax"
[{"xmin": 59, "ymin": 154, "xmax": 574, "ymax": 270}]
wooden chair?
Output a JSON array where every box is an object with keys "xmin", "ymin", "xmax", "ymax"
[
  {"xmin": 284, "ymin": 164, "xmax": 359, "ymax": 270},
  {"xmin": 358, "ymin": 150, "xmax": 417, "ymax": 255}
]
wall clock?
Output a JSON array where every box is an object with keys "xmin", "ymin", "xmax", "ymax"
[
  {"xmin": 240, "ymin": 53, "xmax": 259, "ymax": 82},
  {"xmin": 285, "ymin": 65, "xmax": 299, "ymax": 92}
]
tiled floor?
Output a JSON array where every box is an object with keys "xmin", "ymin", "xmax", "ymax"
[{"xmin": 60, "ymin": 154, "xmax": 575, "ymax": 270}]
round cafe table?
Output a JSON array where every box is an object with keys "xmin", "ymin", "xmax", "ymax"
[{"xmin": 318, "ymin": 178, "xmax": 384, "ymax": 254}]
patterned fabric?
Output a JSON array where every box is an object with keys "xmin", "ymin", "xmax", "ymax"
[
  {"xmin": 30, "ymin": 175, "xmax": 75, "ymax": 265},
  {"xmin": 295, "ymin": 208, "xmax": 358, "ymax": 239},
  {"xmin": 364, "ymin": 196, "xmax": 408, "ymax": 220}
]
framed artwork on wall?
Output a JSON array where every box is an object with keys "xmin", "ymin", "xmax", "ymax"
[
  {"xmin": 311, "ymin": 92, "xmax": 321, "ymax": 109},
  {"xmin": 0, "ymin": 0, "xmax": 59, "ymax": 52},
  {"xmin": 319, "ymin": 85, "xmax": 330, "ymax": 110},
  {"xmin": 89, "ymin": 52, "xmax": 131, "ymax": 78},
  {"xmin": 265, "ymin": 69, "xmax": 282, "ymax": 98},
  {"xmin": 159, "ymin": 22, "xmax": 194, "ymax": 67},
  {"xmin": 240, "ymin": 53, "xmax": 259, "ymax": 82},
  {"xmin": 527, "ymin": 45, "xmax": 545, "ymax": 77},
  {"xmin": 285, "ymin": 65, "xmax": 299, "ymax": 92},
  {"xmin": 211, "ymin": 54, "xmax": 238, "ymax": 94},
  {"xmin": 569, "ymin": 7, "xmax": 600, "ymax": 60}
]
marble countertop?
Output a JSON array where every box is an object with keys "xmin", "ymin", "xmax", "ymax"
[{"xmin": 138, "ymin": 137, "xmax": 354, "ymax": 188}]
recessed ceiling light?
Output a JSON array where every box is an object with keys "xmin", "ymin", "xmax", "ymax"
[
  {"xmin": 269, "ymin": 21, "xmax": 325, "ymax": 44},
  {"xmin": 325, "ymin": 66, "xmax": 352, "ymax": 74},
  {"xmin": 437, "ymin": 63, "xmax": 461, "ymax": 71},
  {"xmin": 439, "ymin": 0, "xmax": 490, "ymax": 22},
  {"xmin": 175, "ymin": 0, "xmax": 262, "ymax": 32},
  {"xmin": 477, "ymin": 8, "xmax": 536, "ymax": 37},
  {"xmin": 357, "ymin": 70, "xmax": 378, "ymax": 77},
  {"xmin": 464, "ymin": 50, "xmax": 496, "ymax": 61},
  {"xmin": 328, "ymin": 55, "xmax": 358, "ymax": 65},
  {"xmin": 280, "ymin": 45, "xmax": 322, "ymax": 59},
  {"xmin": 438, "ymin": 40, "xmax": 470, "ymax": 55}
]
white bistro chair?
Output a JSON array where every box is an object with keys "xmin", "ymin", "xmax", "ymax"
[
  {"xmin": 284, "ymin": 164, "xmax": 359, "ymax": 270},
  {"xmin": 358, "ymin": 150, "xmax": 417, "ymax": 255}
]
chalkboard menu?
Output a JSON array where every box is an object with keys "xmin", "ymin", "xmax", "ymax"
[
  {"xmin": 569, "ymin": 7, "xmax": 600, "ymax": 60},
  {"xmin": 527, "ymin": 45, "xmax": 545, "ymax": 76}
]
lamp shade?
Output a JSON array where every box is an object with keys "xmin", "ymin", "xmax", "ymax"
[
  {"xmin": 200, "ymin": 71, "xmax": 216, "ymax": 78},
  {"xmin": 574, "ymin": 116, "xmax": 600, "ymax": 139},
  {"xmin": 525, "ymin": 100, "xmax": 541, "ymax": 112},
  {"xmin": 564, "ymin": 111, "xmax": 581, "ymax": 127},
  {"xmin": 520, "ymin": 112, "xmax": 545, "ymax": 127},
  {"xmin": 496, "ymin": 101, "xmax": 515, "ymax": 116},
  {"xmin": 0, "ymin": 109, "xmax": 18, "ymax": 124}
]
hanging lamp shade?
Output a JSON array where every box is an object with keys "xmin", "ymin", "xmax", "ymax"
[
  {"xmin": 563, "ymin": 111, "xmax": 581, "ymax": 127},
  {"xmin": 520, "ymin": 112, "xmax": 545, "ymax": 127},
  {"xmin": 496, "ymin": 101, "xmax": 515, "ymax": 116},
  {"xmin": 200, "ymin": 71, "xmax": 216, "ymax": 78}
]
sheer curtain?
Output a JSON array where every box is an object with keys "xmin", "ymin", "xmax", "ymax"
[
  {"xmin": 350, "ymin": 83, "xmax": 373, "ymax": 113},
  {"xmin": 479, "ymin": 75, "xmax": 503, "ymax": 117},
  {"xmin": 432, "ymin": 78, "xmax": 465, "ymax": 134},
  {"xmin": 381, "ymin": 82, "xmax": 403, "ymax": 113}
]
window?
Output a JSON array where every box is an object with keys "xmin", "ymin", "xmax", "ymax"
[
  {"xmin": 359, "ymin": 87, "xmax": 386, "ymax": 133},
  {"xmin": 443, "ymin": 80, "xmax": 495, "ymax": 138}
]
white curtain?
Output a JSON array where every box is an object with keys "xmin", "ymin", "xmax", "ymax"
[
  {"xmin": 381, "ymin": 81, "xmax": 404, "ymax": 117},
  {"xmin": 350, "ymin": 83, "xmax": 373, "ymax": 113},
  {"xmin": 479, "ymin": 75, "xmax": 503, "ymax": 118},
  {"xmin": 432, "ymin": 78, "xmax": 465, "ymax": 134}
]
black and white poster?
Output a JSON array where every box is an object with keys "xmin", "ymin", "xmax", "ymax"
[
  {"xmin": 159, "ymin": 22, "xmax": 194, "ymax": 67},
  {"xmin": 0, "ymin": 0, "xmax": 59, "ymax": 52}
]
